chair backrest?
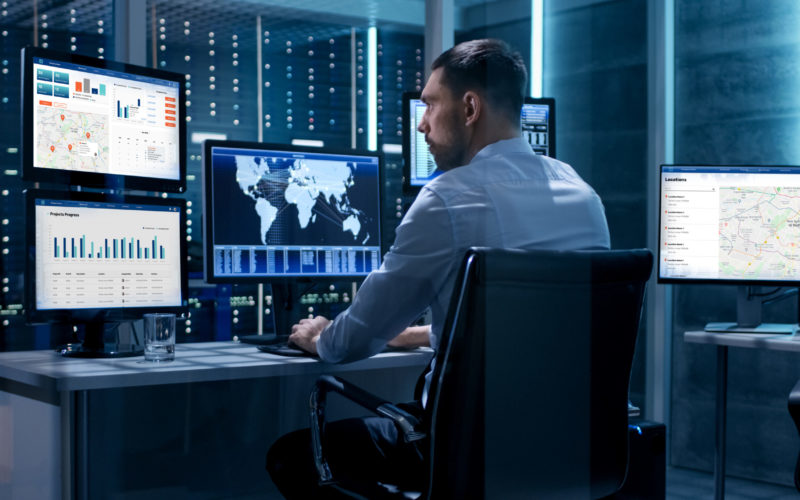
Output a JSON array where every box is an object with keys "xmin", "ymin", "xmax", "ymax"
[{"xmin": 426, "ymin": 247, "xmax": 653, "ymax": 500}]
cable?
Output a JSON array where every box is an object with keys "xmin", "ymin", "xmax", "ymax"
[
  {"xmin": 762, "ymin": 287, "xmax": 798, "ymax": 306},
  {"xmin": 748, "ymin": 286, "xmax": 783, "ymax": 298}
]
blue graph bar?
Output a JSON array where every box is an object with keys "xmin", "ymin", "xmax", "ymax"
[
  {"xmin": 117, "ymin": 100, "xmax": 120, "ymax": 117},
  {"xmin": 80, "ymin": 236, "xmax": 85, "ymax": 258},
  {"xmin": 137, "ymin": 241, "xmax": 141, "ymax": 259},
  {"xmin": 160, "ymin": 246, "xmax": 164, "ymax": 259},
  {"xmin": 54, "ymin": 238, "xmax": 57, "ymax": 258},
  {"xmin": 113, "ymin": 239, "xmax": 117, "ymax": 259},
  {"xmin": 152, "ymin": 237, "xmax": 156, "ymax": 260},
  {"xmin": 145, "ymin": 248, "xmax": 149, "ymax": 259},
  {"xmin": 129, "ymin": 241, "xmax": 133, "ymax": 259},
  {"xmin": 105, "ymin": 239, "xmax": 109, "ymax": 259},
  {"xmin": 121, "ymin": 239, "xmax": 125, "ymax": 259},
  {"xmin": 63, "ymin": 238, "xmax": 67, "ymax": 258}
]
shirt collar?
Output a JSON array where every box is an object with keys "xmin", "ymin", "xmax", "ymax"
[{"xmin": 470, "ymin": 137, "xmax": 532, "ymax": 164}]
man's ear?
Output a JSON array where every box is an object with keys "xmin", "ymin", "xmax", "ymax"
[{"xmin": 463, "ymin": 91, "xmax": 480, "ymax": 127}]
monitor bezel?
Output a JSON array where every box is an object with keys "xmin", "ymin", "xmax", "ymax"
[
  {"xmin": 24, "ymin": 188, "xmax": 190, "ymax": 324},
  {"xmin": 201, "ymin": 139, "xmax": 386, "ymax": 284},
  {"xmin": 401, "ymin": 92, "xmax": 556, "ymax": 195},
  {"xmin": 657, "ymin": 163, "xmax": 800, "ymax": 286},
  {"xmin": 21, "ymin": 46, "xmax": 187, "ymax": 193}
]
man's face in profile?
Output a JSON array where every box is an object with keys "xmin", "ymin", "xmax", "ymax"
[{"xmin": 417, "ymin": 68, "xmax": 469, "ymax": 172}]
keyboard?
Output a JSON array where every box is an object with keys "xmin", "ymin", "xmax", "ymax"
[
  {"xmin": 257, "ymin": 340, "xmax": 316, "ymax": 358},
  {"xmin": 255, "ymin": 338, "xmax": 420, "ymax": 358}
]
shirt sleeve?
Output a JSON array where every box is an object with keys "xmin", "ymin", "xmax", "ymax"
[{"xmin": 316, "ymin": 187, "xmax": 456, "ymax": 363}]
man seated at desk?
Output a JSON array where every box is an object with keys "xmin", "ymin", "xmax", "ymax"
[{"xmin": 267, "ymin": 38, "xmax": 611, "ymax": 498}]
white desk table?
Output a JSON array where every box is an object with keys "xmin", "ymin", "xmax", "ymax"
[
  {"xmin": 0, "ymin": 342, "xmax": 433, "ymax": 500},
  {"xmin": 684, "ymin": 330, "xmax": 800, "ymax": 500}
]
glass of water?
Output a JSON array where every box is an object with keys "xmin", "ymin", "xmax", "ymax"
[{"xmin": 143, "ymin": 313, "xmax": 176, "ymax": 362}]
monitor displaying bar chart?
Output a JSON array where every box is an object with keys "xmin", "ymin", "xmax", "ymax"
[{"xmin": 32, "ymin": 194, "xmax": 184, "ymax": 310}]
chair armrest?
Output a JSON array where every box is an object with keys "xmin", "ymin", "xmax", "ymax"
[{"xmin": 309, "ymin": 375, "xmax": 427, "ymax": 484}]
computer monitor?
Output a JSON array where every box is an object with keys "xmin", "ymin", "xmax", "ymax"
[
  {"xmin": 21, "ymin": 46, "xmax": 186, "ymax": 193},
  {"xmin": 658, "ymin": 164, "xmax": 800, "ymax": 333},
  {"xmin": 402, "ymin": 92, "xmax": 555, "ymax": 194},
  {"xmin": 25, "ymin": 189, "xmax": 189, "ymax": 357},
  {"xmin": 202, "ymin": 140, "xmax": 383, "ymax": 337}
]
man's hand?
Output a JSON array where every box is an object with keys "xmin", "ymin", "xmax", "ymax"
[{"xmin": 288, "ymin": 315, "xmax": 331, "ymax": 355}]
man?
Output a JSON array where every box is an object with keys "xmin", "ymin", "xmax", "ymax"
[{"xmin": 267, "ymin": 39, "xmax": 610, "ymax": 498}]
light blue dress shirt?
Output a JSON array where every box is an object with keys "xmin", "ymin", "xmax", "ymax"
[{"xmin": 317, "ymin": 137, "xmax": 611, "ymax": 400}]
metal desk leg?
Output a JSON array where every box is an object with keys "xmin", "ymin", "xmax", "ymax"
[
  {"xmin": 61, "ymin": 390, "xmax": 89, "ymax": 500},
  {"xmin": 715, "ymin": 345, "xmax": 728, "ymax": 500},
  {"xmin": 77, "ymin": 390, "xmax": 89, "ymax": 500},
  {"xmin": 60, "ymin": 391, "xmax": 75, "ymax": 500}
]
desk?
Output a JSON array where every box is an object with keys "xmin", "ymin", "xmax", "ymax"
[
  {"xmin": 684, "ymin": 330, "xmax": 800, "ymax": 500},
  {"xmin": 0, "ymin": 342, "xmax": 433, "ymax": 499}
]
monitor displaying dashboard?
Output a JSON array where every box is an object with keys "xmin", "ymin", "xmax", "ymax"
[
  {"xmin": 25, "ymin": 189, "xmax": 189, "ymax": 322},
  {"xmin": 402, "ymin": 92, "xmax": 555, "ymax": 192},
  {"xmin": 21, "ymin": 46, "xmax": 186, "ymax": 192},
  {"xmin": 202, "ymin": 140, "xmax": 383, "ymax": 282},
  {"xmin": 659, "ymin": 165, "xmax": 800, "ymax": 285}
]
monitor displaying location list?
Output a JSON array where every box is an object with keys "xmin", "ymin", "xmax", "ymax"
[
  {"xmin": 22, "ymin": 46, "xmax": 186, "ymax": 192},
  {"xmin": 402, "ymin": 92, "xmax": 555, "ymax": 193},
  {"xmin": 659, "ymin": 165, "xmax": 800, "ymax": 334},
  {"xmin": 202, "ymin": 140, "xmax": 383, "ymax": 282},
  {"xmin": 659, "ymin": 165, "xmax": 800, "ymax": 284},
  {"xmin": 25, "ymin": 189, "xmax": 189, "ymax": 356}
]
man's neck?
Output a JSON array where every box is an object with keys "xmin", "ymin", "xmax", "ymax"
[{"xmin": 464, "ymin": 120, "xmax": 520, "ymax": 165}]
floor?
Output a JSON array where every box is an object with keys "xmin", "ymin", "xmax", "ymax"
[{"xmin": 666, "ymin": 467, "xmax": 798, "ymax": 500}]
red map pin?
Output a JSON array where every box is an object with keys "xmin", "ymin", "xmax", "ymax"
[
  {"xmin": 60, "ymin": 115, "xmax": 65, "ymax": 121},
  {"xmin": 86, "ymin": 132, "xmax": 91, "ymax": 138},
  {"xmin": 68, "ymin": 144, "xmax": 72, "ymax": 151},
  {"xmin": 50, "ymin": 146, "xmax": 55, "ymax": 152}
]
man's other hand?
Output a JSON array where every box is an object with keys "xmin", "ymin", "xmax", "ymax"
[{"xmin": 288, "ymin": 316, "xmax": 331, "ymax": 355}]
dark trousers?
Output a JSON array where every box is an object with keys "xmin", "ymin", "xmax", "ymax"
[{"xmin": 266, "ymin": 414, "xmax": 427, "ymax": 499}]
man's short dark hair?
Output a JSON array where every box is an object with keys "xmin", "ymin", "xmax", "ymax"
[{"xmin": 432, "ymin": 39, "xmax": 527, "ymax": 124}]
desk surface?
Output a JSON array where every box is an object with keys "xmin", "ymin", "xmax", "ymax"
[
  {"xmin": 684, "ymin": 330, "xmax": 800, "ymax": 353},
  {"xmin": 0, "ymin": 342, "xmax": 433, "ymax": 394}
]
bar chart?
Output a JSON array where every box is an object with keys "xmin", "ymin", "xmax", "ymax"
[
  {"xmin": 116, "ymin": 98, "xmax": 140, "ymax": 119},
  {"xmin": 52, "ymin": 234, "xmax": 166, "ymax": 260},
  {"xmin": 74, "ymin": 77, "xmax": 106, "ymax": 96}
]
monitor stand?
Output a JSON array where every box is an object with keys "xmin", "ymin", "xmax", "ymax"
[
  {"xmin": 237, "ymin": 283, "xmax": 300, "ymax": 346},
  {"xmin": 704, "ymin": 286, "xmax": 798, "ymax": 334},
  {"xmin": 58, "ymin": 320, "xmax": 143, "ymax": 358}
]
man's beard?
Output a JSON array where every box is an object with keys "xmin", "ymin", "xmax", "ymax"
[
  {"xmin": 430, "ymin": 141, "xmax": 465, "ymax": 171},
  {"xmin": 428, "ymin": 114, "xmax": 468, "ymax": 172}
]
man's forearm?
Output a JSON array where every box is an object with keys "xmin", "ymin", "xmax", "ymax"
[{"xmin": 388, "ymin": 325, "xmax": 431, "ymax": 348}]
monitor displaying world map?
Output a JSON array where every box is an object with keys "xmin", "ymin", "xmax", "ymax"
[{"xmin": 202, "ymin": 141, "xmax": 383, "ymax": 281}]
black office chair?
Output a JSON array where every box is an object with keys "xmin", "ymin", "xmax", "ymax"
[
  {"xmin": 310, "ymin": 247, "xmax": 654, "ymax": 499},
  {"xmin": 788, "ymin": 379, "xmax": 800, "ymax": 492}
]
